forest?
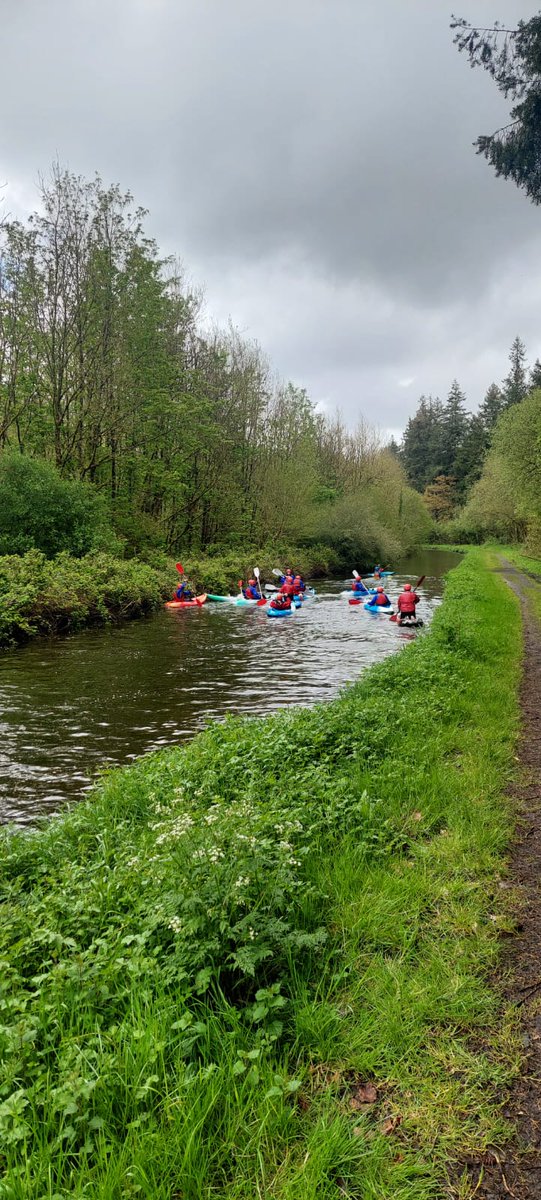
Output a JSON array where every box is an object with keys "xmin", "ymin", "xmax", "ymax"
[
  {"xmin": 400, "ymin": 337, "xmax": 541, "ymax": 549},
  {"xmin": 0, "ymin": 167, "xmax": 428, "ymax": 574}
]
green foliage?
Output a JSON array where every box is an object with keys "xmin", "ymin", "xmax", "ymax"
[
  {"xmin": 0, "ymin": 168, "xmax": 424, "ymax": 569},
  {"xmin": 0, "ymin": 550, "xmax": 171, "ymax": 646},
  {"xmin": 452, "ymin": 14, "xmax": 541, "ymax": 205},
  {"xmin": 0, "ymin": 551, "xmax": 524, "ymax": 1195},
  {"xmin": 0, "ymin": 454, "xmax": 117, "ymax": 558}
]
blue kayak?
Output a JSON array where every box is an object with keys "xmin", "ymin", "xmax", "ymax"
[
  {"xmin": 364, "ymin": 601, "xmax": 394, "ymax": 614},
  {"xmin": 267, "ymin": 597, "xmax": 302, "ymax": 617}
]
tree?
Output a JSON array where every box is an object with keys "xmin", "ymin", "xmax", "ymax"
[
  {"xmin": 401, "ymin": 395, "xmax": 445, "ymax": 490},
  {"xmin": 530, "ymin": 359, "xmax": 541, "ymax": 390},
  {"xmin": 423, "ymin": 475, "xmax": 458, "ymax": 521},
  {"xmin": 440, "ymin": 380, "xmax": 469, "ymax": 476},
  {"xmin": 478, "ymin": 382, "xmax": 504, "ymax": 434},
  {"xmin": 501, "ymin": 335, "xmax": 528, "ymax": 408},
  {"xmin": 451, "ymin": 12, "xmax": 541, "ymax": 204}
]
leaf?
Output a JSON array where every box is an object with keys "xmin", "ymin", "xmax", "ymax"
[
  {"xmin": 232, "ymin": 1060, "xmax": 246, "ymax": 1076},
  {"xmin": 349, "ymin": 1082, "xmax": 378, "ymax": 1109},
  {"xmin": 381, "ymin": 1114, "xmax": 402, "ymax": 1135}
]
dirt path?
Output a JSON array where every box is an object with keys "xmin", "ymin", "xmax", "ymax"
[{"xmin": 465, "ymin": 564, "xmax": 541, "ymax": 1199}]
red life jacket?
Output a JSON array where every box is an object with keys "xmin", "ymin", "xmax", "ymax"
[
  {"xmin": 271, "ymin": 593, "xmax": 291, "ymax": 610},
  {"xmin": 398, "ymin": 591, "xmax": 417, "ymax": 614},
  {"xmin": 374, "ymin": 593, "xmax": 390, "ymax": 606},
  {"xmin": 282, "ymin": 581, "xmax": 296, "ymax": 596}
]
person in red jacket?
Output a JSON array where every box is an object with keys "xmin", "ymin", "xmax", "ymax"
[
  {"xmin": 270, "ymin": 589, "xmax": 292, "ymax": 611},
  {"xmin": 372, "ymin": 586, "xmax": 391, "ymax": 606},
  {"xmin": 397, "ymin": 582, "xmax": 420, "ymax": 624}
]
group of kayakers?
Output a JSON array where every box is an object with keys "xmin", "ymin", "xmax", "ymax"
[
  {"xmin": 350, "ymin": 572, "xmax": 421, "ymax": 625},
  {"xmin": 269, "ymin": 569, "xmax": 307, "ymax": 611}
]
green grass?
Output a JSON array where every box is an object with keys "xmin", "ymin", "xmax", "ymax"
[{"xmin": 0, "ymin": 550, "xmax": 524, "ymax": 1197}]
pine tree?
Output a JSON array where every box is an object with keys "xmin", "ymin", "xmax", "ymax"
[
  {"xmin": 502, "ymin": 336, "xmax": 528, "ymax": 408},
  {"xmin": 529, "ymin": 359, "xmax": 541, "ymax": 391},
  {"xmin": 440, "ymin": 380, "xmax": 469, "ymax": 476},
  {"xmin": 478, "ymin": 382, "xmax": 504, "ymax": 434}
]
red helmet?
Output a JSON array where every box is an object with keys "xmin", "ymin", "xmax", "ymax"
[
  {"xmin": 294, "ymin": 575, "xmax": 301, "ymax": 581},
  {"xmin": 249, "ymin": 578, "xmax": 256, "ymax": 585},
  {"xmin": 404, "ymin": 583, "xmax": 412, "ymax": 591},
  {"xmin": 377, "ymin": 586, "xmax": 384, "ymax": 593}
]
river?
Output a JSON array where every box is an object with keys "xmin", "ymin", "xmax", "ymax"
[{"xmin": 0, "ymin": 549, "xmax": 459, "ymax": 825}]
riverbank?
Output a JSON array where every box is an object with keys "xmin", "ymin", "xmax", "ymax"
[
  {"xmin": 0, "ymin": 550, "xmax": 523, "ymax": 1197},
  {"xmin": 0, "ymin": 550, "xmax": 172, "ymax": 647}
]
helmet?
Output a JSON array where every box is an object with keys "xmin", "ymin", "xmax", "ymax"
[
  {"xmin": 377, "ymin": 586, "xmax": 384, "ymax": 593},
  {"xmin": 249, "ymin": 578, "xmax": 256, "ymax": 585},
  {"xmin": 294, "ymin": 575, "xmax": 301, "ymax": 581},
  {"xmin": 404, "ymin": 583, "xmax": 412, "ymax": 591}
]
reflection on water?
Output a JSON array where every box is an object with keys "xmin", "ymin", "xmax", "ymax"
[{"xmin": 0, "ymin": 550, "xmax": 460, "ymax": 824}]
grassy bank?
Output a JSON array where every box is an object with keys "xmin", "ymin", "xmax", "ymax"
[
  {"xmin": 0, "ymin": 551, "xmax": 523, "ymax": 1197},
  {"xmin": 0, "ymin": 551, "xmax": 172, "ymax": 647}
]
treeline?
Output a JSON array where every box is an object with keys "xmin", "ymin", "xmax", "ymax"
[
  {"xmin": 401, "ymin": 336, "xmax": 540, "ymax": 521},
  {"xmin": 0, "ymin": 166, "xmax": 428, "ymax": 566}
]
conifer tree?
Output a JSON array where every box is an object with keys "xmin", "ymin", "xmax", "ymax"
[
  {"xmin": 478, "ymin": 382, "xmax": 504, "ymax": 433},
  {"xmin": 501, "ymin": 336, "xmax": 528, "ymax": 408}
]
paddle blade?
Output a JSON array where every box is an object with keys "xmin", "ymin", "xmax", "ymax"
[
  {"xmin": 175, "ymin": 562, "xmax": 184, "ymax": 574},
  {"xmin": 272, "ymin": 568, "xmax": 283, "ymax": 578},
  {"xmin": 254, "ymin": 566, "xmax": 260, "ymax": 577},
  {"xmin": 389, "ymin": 613, "xmax": 398, "ymax": 622},
  {"xmin": 256, "ymin": 597, "xmax": 267, "ymax": 606},
  {"xmin": 415, "ymin": 575, "xmax": 426, "ymax": 589},
  {"xmin": 352, "ymin": 569, "xmax": 360, "ymax": 578},
  {"xmin": 348, "ymin": 597, "xmax": 362, "ymax": 605}
]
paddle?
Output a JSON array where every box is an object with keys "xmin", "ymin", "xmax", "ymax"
[
  {"xmin": 272, "ymin": 568, "xmax": 283, "ymax": 579},
  {"xmin": 253, "ymin": 569, "xmax": 267, "ymax": 606},
  {"xmin": 390, "ymin": 575, "xmax": 425, "ymax": 622},
  {"xmin": 175, "ymin": 562, "xmax": 183, "ymax": 573}
]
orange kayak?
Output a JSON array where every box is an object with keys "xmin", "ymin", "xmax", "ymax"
[{"xmin": 165, "ymin": 593, "xmax": 207, "ymax": 609}]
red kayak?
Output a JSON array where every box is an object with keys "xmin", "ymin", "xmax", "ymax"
[{"xmin": 165, "ymin": 593, "xmax": 207, "ymax": 609}]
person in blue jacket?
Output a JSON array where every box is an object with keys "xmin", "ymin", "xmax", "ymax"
[
  {"xmin": 369, "ymin": 586, "xmax": 391, "ymax": 607},
  {"xmin": 175, "ymin": 580, "xmax": 194, "ymax": 600},
  {"xmin": 352, "ymin": 578, "xmax": 368, "ymax": 594},
  {"xmin": 243, "ymin": 578, "xmax": 261, "ymax": 600}
]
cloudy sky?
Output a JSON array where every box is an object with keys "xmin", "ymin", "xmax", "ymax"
[{"xmin": 2, "ymin": 0, "xmax": 540, "ymax": 437}]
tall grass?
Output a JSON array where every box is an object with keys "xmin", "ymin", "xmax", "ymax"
[{"xmin": 0, "ymin": 551, "xmax": 522, "ymax": 1197}]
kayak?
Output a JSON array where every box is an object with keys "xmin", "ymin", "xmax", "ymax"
[
  {"xmin": 397, "ymin": 616, "xmax": 424, "ymax": 628},
  {"xmin": 206, "ymin": 594, "xmax": 266, "ymax": 606},
  {"xmin": 165, "ymin": 593, "xmax": 207, "ymax": 609},
  {"xmin": 363, "ymin": 600, "xmax": 394, "ymax": 614},
  {"xmin": 371, "ymin": 571, "xmax": 393, "ymax": 578},
  {"xmin": 341, "ymin": 588, "xmax": 375, "ymax": 598},
  {"xmin": 267, "ymin": 596, "xmax": 302, "ymax": 617}
]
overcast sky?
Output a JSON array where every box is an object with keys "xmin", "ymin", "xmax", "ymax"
[{"xmin": 2, "ymin": 0, "xmax": 540, "ymax": 437}]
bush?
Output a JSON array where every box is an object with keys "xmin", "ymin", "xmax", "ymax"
[{"xmin": 0, "ymin": 453, "xmax": 118, "ymax": 558}]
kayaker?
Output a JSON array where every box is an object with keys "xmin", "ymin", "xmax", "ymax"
[
  {"xmin": 293, "ymin": 574, "xmax": 306, "ymax": 594},
  {"xmin": 270, "ymin": 590, "xmax": 292, "ymax": 611},
  {"xmin": 281, "ymin": 576, "xmax": 297, "ymax": 598},
  {"xmin": 397, "ymin": 582, "xmax": 420, "ymax": 623},
  {"xmin": 243, "ymin": 578, "xmax": 261, "ymax": 600},
  {"xmin": 373, "ymin": 563, "xmax": 383, "ymax": 577},
  {"xmin": 371, "ymin": 586, "xmax": 391, "ymax": 607},
  {"xmin": 175, "ymin": 579, "xmax": 194, "ymax": 600},
  {"xmin": 279, "ymin": 569, "xmax": 295, "ymax": 585},
  {"xmin": 352, "ymin": 578, "xmax": 368, "ymax": 594}
]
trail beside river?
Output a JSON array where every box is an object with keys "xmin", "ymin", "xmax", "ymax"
[{"xmin": 465, "ymin": 562, "xmax": 541, "ymax": 1200}]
